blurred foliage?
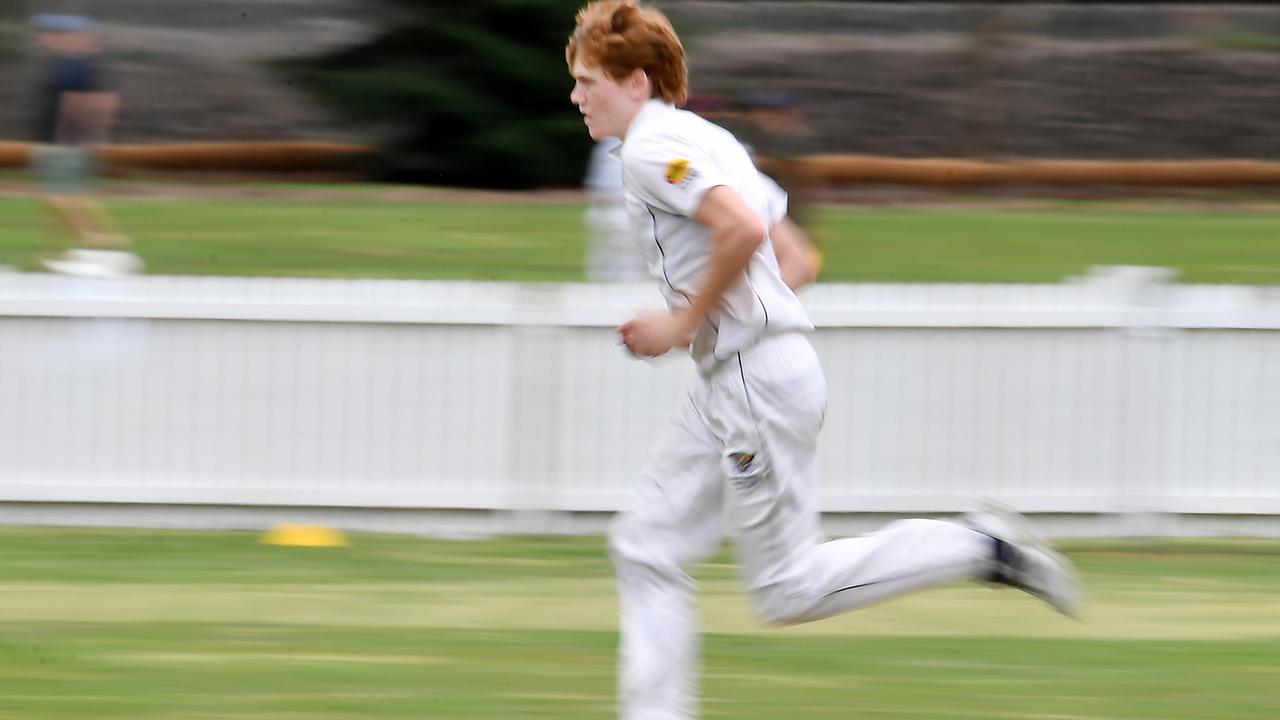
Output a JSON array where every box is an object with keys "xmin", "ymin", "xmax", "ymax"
[{"xmin": 278, "ymin": 0, "xmax": 593, "ymax": 188}]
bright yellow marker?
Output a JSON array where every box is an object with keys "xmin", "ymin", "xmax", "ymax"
[{"xmin": 259, "ymin": 524, "xmax": 349, "ymax": 547}]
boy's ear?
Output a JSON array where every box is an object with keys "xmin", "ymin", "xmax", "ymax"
[{"xmin": 628, "ymin": 68, "xmax": 650, "ymax": 99}]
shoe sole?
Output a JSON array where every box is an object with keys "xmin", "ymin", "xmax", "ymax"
[{"xmin": 976, "ymin": 499, "xmax": 1083, "ymax": 619}]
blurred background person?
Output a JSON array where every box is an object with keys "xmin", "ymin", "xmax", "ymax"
[
  {"xmin": 29, "ymin": 14, "xmax": 142, "ymax": 277},
  {"xmin": 583, "ymin": 137, "xmax": 646, "ymax": 282}
]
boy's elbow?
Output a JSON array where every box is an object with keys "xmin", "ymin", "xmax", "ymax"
[
  {"xmin": 803, "ymin": 247, "xmax": 822, "ymax": 281},
  {"xmin": 796, "ymin": 264, "xmax": 819, "ymax": 289},
  {"xmin": 737, "ymin": 220, "xmax": 768, "ymax": 252},
  {"xmin": 780, "ymin": 246, "xmax": 821, "ymax": 290},
  {"xmin": 786, "ymin": 262, "xmax": 818, "ymax": 290}
]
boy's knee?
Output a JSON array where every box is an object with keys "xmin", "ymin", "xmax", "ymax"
[
  {"xmin": 608, "ymin": 511, "xmax": 666, "ymax": 570},
  {"xmin": 607, "ymin": 513, "xmax": 637, "ymax": 561},
  {"xmin": 748, "ymin": 580, "xmax": 815, "ymax": 625}
]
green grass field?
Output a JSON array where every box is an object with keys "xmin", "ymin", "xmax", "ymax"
[
  {"xmin": 1, "ymin": 528, "xmax": 1277, "ymax": 719},
  {"xmin": 2, "ymin": 193, "xmax": 1279, "ymax": 283}
]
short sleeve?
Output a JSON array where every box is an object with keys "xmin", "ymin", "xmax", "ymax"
[
  {"xmin": 56, "ymin": 57, "xmax": 109, "ymax": 93},
  {"xmin": 622, "ymin": 133, "xmax": 729, "ymax": 218},
  {"xmin": 84, "ymin": 59, "xmax": 109, "ymax": 93},
  {"xmin": 758, "ymin": 172, "xmax": 789, "ymax": 226}
]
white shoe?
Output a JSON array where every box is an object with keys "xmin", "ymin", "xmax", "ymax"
[
  {"xmin": 964, "ymin": 500, "xmax": 1084, "ymax": 619},
  {"xmin": 43, "ymin": 249, "xmax": 144, "ymax": 277}
]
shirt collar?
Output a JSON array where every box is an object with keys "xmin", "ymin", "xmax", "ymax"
[{"xmin": 618, "ymin": 99, "xmax": 675, "ymax": 154}]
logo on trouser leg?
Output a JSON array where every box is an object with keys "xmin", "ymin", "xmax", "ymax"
[
  {"xmin": 729, "ymin": 452, "xmax": 755, "ymax": 474},
  {"xmin": 726, "ymin": 450, "xmax": 765, "ymax": 490}
]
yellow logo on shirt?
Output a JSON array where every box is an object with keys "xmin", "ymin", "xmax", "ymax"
[{"xmin": 665, "ymin": 158, "xmax": 691, "ymax": 185}]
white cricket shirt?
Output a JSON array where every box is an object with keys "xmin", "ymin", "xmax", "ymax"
[{"xmin": 619, "ymin": 99, "xmax": 813, "ymax": 374}]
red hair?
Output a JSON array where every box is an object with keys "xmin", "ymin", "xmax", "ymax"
[{"xmin": 566, "ymin": 0, "xmax": 688, "ymax": 105}]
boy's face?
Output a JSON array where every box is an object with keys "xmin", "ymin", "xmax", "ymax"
[
  {"xmin": 37, "ymin": 30, "xmax": 94, "ymax": 54},
  {"xmin": 570, "ymin": 60, "xmax": 642, "ymax": 141},
  {"xmin": 37, "ymin": 30, "xmax": 68, "ymax": 52}
]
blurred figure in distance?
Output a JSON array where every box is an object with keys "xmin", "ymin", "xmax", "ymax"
[
  {"xmin": 29, "ymin": 14, "xmax": 142, "ymax": 277},
  {"xmin": 584, "ymin": 137, "xmax": 647, "ymax": 282}
]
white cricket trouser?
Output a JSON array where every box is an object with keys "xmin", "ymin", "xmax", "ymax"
[{"xmin": 609, "ymin": 332, "xmax": 995, "ymax": 720}]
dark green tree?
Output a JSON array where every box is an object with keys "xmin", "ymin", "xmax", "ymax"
[{"xmin": 282, "ymin": 0, "xmax": 593, "ymax": 188}]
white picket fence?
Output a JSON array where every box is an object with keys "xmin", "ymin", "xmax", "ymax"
[{"xmin": 1, "ymin": 267, "xmax": 1277, "ymax": 537}]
